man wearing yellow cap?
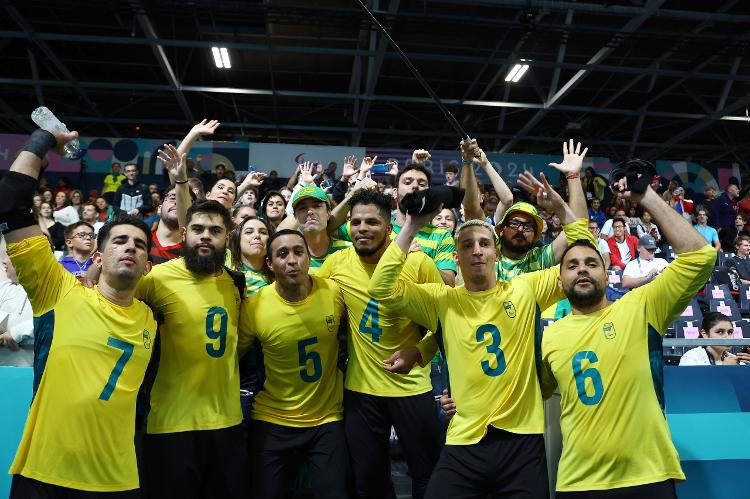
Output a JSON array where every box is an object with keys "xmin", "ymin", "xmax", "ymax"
[{"xmin": 286, "ymin": 185, "xmax": 351, "ymax": 274}]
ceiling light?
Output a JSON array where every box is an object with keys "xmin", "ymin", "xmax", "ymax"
[
  {"xmin": 212, "ymin": 47, "xmax": 231, "ymax": 69},
  {"xmin": 505, "ymin": 60, "xmax": 530, "ymax": 83}
]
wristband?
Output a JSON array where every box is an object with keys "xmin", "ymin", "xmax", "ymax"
[
  {"xmin": 462, "ymin": 158, "xmax": 473, "ymax": 164},
  {"xmin": 566, "ymin": 173, "xmax": 580, "ymax": 180},
  {"xmin": 22, "ymin": 129, "xmax": 57, "ymax": 160},
  {"xmin": 175, "ymin": 179, "xmax": 188, "ymax": 184}
]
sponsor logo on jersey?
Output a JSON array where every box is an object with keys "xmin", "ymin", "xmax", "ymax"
[
  {"xmin": 325, "ymin": 315, "xmax": 336, "ymax": 332},
  {"xmin": 603, "ymin": 322, "xmax": 616, "ymax": 340},
  {"xmin": 503, "ymin": 301, "xmax": 516, "ymax": 318},
  {"xmin": 143, "ymin": 329, "xmax": 152, "ymax": 349}
]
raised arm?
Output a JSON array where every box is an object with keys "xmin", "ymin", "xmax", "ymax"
[
  {"xmin": 157, "ymin": 144, "xmax": 189, "ymax": 229},
  {"xmin": 237, "ymin": 171, "xmax": 266, "ymax": 200},
  {"xmin": 459, "ymin": 139, "xmax": 483, "ymax": 222},
  {"xmin": 175, "ymin": 119, "xmax": 220, "ymax": 178}
]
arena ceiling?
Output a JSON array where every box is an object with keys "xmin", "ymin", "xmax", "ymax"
[{"xmin": 1, "ymin": 0, "xmax": 750, "ymax": 166}]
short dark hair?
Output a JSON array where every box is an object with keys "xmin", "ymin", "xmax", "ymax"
[
  {"xmin": 612, "ymin": 216, "xmax": 628, "ymax": 228},
  {"xmin": 697, "ymin": 207, "xmax": 710, "ymax": 217},
  {"xmin": 64, "ymin": 221, "xmax": 95, "ymax": 239},
  {"xmin": 560, "ymin": 239, "xmax": 605, "ymax": 268},
  {"xmin": 701, "ymin": 311, "xmax": 731, "ymax": 333},
  {"xmin": 349, "ymin": 189, "xmax": 393, "ymax": 222},
  {"xmin": 444, "ymin": 161, "xmax": 459, "ymax": 174},
  {"xmin": 397, "ymin": 164, "xmax": 432, "ymax": 187},
  {"xmin": 97, "ymin": 214, "xmax": 152, "ymax": 252},
  {"xmin": 266, "ymin": 229, "xmax": 309, "ymax": 263},
  {"xmin": 186, "ymin": 199, "xmax": 232, "ymax": 232}
]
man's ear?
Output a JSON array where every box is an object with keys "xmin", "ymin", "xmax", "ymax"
[{"xmin": 143, "ymin": 260, "xmax": 153, "ymax": 276}]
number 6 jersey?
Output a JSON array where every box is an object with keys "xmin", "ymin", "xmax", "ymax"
[
  {"xmin": 238, "ymin": 276, "xmax": 345, "ymax": 427},
  {"xmin": 8, "ymin": 235, "xmax": 156, "ymax": 491},
  {"xmin": 368, "ymin": 243, "xmax": 564, "ymax": 445},
  {"xmin": 136, "ymin": 258, "xmax": 243, "ymax": 434}
]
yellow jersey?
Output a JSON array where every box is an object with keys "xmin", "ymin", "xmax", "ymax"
[
  {"xmin": 238, "ymin": 276, "xmax": 345, "ymax": 427},
  {"xmin": 318, "ymin": 246, "xmax": 442, "ymax": 397},
  {"xmin": 540, "ymin": 245, "xmax": 715, "ymax": 491},
  {"xmin": 369, "ymin": 243, "xmax": 564, "ymax": 445},
  {"xmin": 8, "ymin": 235, "xmax": 156, "ymax": 492},
  {"xmin": 136, "ymin": 258, "xmax": 244, "ymax": 434}
]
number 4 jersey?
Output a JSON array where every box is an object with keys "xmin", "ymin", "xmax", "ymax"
[
  {"xmin": 8, "ymin": 235, "xmax": 156, "ymax": 491},
  {"xmin": 368, "ymin": 243, "xmax": 565, "ymax": 445},
  {"xmin": 238, "ymin": 276, "xmax": 345, "ymax": 427},
  {"xmin": 540, "ymin": 245, "xmax": 715, "ymax": 492},
  {"xmin": 136, "ymin": 258, "xmax": 244, "ymax": 434}
]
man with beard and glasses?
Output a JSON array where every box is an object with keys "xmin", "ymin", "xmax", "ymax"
[
  {"xmin": 238, "ymin": 229, "xmax": 348, "ymax": 498},
  {"xmin": 539, "ymin": 177, "xmax": 715, "ymax": 498},
  {"xmin": 494, "ymin": 140, "xmax": 591, "ymax": 282},
  {"xmin": 135, "ymin": 199, "xmax": 249, "ymax": 499},
  {"xmin": 317, "ymin": 190, "xmax": 443, "ymax": 499},
  {"xmin": 368, "ymin": 172, "xmax": 594, "ymax": 499}
]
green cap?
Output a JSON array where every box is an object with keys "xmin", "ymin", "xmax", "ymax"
[
  {"xmin": 496, "ymin": 202, "xmax": 544, "ymax": 242},
  {"xmin": 291, "ymin": 186, "xmax": 330, "ymax": 209}
]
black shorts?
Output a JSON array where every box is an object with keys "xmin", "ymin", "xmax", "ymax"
[
  {"xmin": 141, "ymin": 424, "xmax": 249, "ymax": 499},
  {"xmin": 425, "ymin": 427, "xmax": 549, "ymax": 499},
  {"xmin": 344, "ymin": 390, "xmax": 441, "ymax": 499},
  {"xmin": 10, "ymin": 475, "xmax": 140, "ymax": 499},
  {"xmin": 249, "ymin": 419, "xmax": 348, "ymax": 499},
  {"xmin": 555, "ymin": 480, "xmax": 677, "ymax": 499}
]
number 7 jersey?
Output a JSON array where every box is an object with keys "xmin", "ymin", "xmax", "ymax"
[
  {"xmin": 8, "ymin": 235, "xmax": 156, "ymax": 491},
  {"xmin": 136, "ymin": 258, "xmax": 244, "ymax": 434}
]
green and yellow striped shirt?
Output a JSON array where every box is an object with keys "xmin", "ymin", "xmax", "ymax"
[
  {"xmin": 338, "ymin": 220, "xmax": 457, "ymax": 273},
  {"xmin": 240, "ymin": 263, "xmax": 271, "ymax": 298}
]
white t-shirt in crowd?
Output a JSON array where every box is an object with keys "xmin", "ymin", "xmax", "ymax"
[
  {"xmin": 616, "ymin": 240, "xmax": 633, "ymax": 264},
  {"xmin": 53, "ymin": 205, "xmax": 80, "ymax": 227},
  {"xmin": 622, "ymin": 257, "xmax": 669, "ymax": 278},
  {"xmin": 597, "ymin": 239, "xmax": 610, "ymax": 255},
  {"xmin": 601, "ymin": 218, "xmax": 614, "ymax": 237}
]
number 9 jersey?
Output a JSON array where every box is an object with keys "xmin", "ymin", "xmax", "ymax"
[
  {"xmin": 136, "ymin": 258, "xmax": 243, "ymax": 434},
  {"xmin": 8, "ymin": 235, "xmax": 157, "ymax": 492}
]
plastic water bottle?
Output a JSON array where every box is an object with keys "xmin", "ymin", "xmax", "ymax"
[{"xmin": 30, "ymin": 106, "xmax": 81, "ymax": 159}]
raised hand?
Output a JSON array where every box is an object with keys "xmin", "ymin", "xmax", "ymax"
[
  {"xmin": 360, "ymin": 156, "xmax": 378, "ymax": 175},
  {"xmin": 299, "ymin": 161, "xmax": 315, "ymax": 186},
  {"xmin": 387, "ymin": 160, "xmax": 399, "ymax": 176},
  {"xmin": 460, "ymin": 138, "xmax": 480, "ymax": 162},
  {"xmin": 341, "ymin": 155, "xmax": 359, "ymax": 179},
  {"xmin": 158, "ymin": 143, "xmax": 187, "ymax": 181},
  {"xmin": 240, "ymin": 171, "xmax": 266, "ymax": 188},
  {"xmin": 411, "ymin": 149, "xmax": 431, "ymax": 165},
  {"xmin": 549, "ymin": 139, "xmax": 588, "ymax": 174},
  {"xmin": 518, "ymin": 172, "xmax": 564, "ymax": 212},
  {"xmin": 315, "ymin": 162, "xmax": 324, "ymax": 174},
  {"xmin": 190, "ymin": 119, "xmax": 220, "ymax": 137},
  {"xmin": 350, "ymin": 177, "xmax": 377, "ymax": 195}
]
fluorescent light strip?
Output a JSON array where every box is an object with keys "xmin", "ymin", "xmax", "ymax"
[
  {"xmin": 220, "ymin": 47, "xmax": 231, "ymax": 69},
  {"xmin": 505, "ymin": 64, "xmax": 522, "ymax": 82},
  {"xmin": 211, "ymin": 47, "xmax": 223, "ymax": 68},
  {"xmin": 512, "ymin": 64, "xmax": 529, "ymax": 83}
]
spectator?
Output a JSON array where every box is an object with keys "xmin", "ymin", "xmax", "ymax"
[
  {"xmin": 588, "ymin": 198, "xmax": 606, "ymax": 228},
  {"xmin": 95, "ymin": 197, "xmax": 116, "ymax": 223},
  {"xmin": 669, "ymin": 186, "xmax": 694, "ymax": 222},
  {"xmin": 279, "ymin": 187, "xmax": 293, "ymax": 204},
  {"xmin": 626, "ymin": 205, "xmax": 641, "ymax": 235},
  {"xmin": 53, "ymin": 176, "xmax": 72, "ymax": 198},
  {"xmin": 199, "ymin": 163, "xmax": 225, "ymax": 191},
  {"xmin": 148, "ymin": 183, "xmax": 159, "ymax": 194},
  {"xmin": 58, "ymin": 222, "xmax": 95, "ymax": 277},
  {"xmin": 149, "ymin": 186, "xmax": 183, "ymax": 265},
  {"xmin": 259, "ymin": 170, "xmax": 284, "ymax": 199},
  {"xmin": 737, "ymin": 189, "xmax": 750, "ymax": 231},
  {"xmin": 260, "ymin": 191, "xmax": 287, "ymax": 228},
  {"xmin": 588, "ymin": 219, "xmax": 611, "ymax": 269},
  {"xmin": 80, "ymin": 203, "xmax": 104, "ymax": 234},
  {"xmin": 601, "ymin": 208, "xmax": 626, "ymax": 238},
  {"xmin": 38, "ymin": 201, "xmax": 65, "ymax": 251},
  {"xmin": 726, "ymin": 235, "xmax": 750, "ymax": 285},
  {"xmin": 40, "ymin": 188, "xmax": 53, "ymax": 204},
  {"xmin": 432, "ymin": 208, "xmax": 458, "ymax": 236},
  {"xmin": 444, "ymin": 161, "xmax": 460, "ymax": 187},
  {"xmin": 607, "ymin": 216, "xmax": 639, "ymax": 270},
  {"xmin": 112, "ymin": 163, "xmax": 153, "ymax": 218},
  {"xmin": 581, "ymin": 167, "xmax": 607, "ymax": 201},
  {"xmin": 693, "ymin": 208, "xmax": 721, "ymax": 251},
  {"xmin": 649, "ymin": 175, "xmax": 663, "ymax": 194},
  {"xmin": 187, "ymin": 177, "xmax": 205, "ymax": 201},
  {"xmin": 32, "ymin": 194, "xmax": 42, "ymax": 210},
  {"xmin": 101, "ymin": 162, "xmax": 125, "ymax": 204},
  {"xmin": 69, "ymin": 189, "xmax": 84, "ymax": 218},
  {"xmin": 232, "ymin": 205, "xmax": 257, "ymax": 228},
  {"xmin": 143, "ymin": 192, "xmax": 161, "ymax": 232},
  {"xmin": 679, "ymin": 312, "xmax": 750, "ymax": 366},
  {"xmin": 52, "ymin": 191, "xmax": 79, "ymax": 227},
  {"xmin": 712, "ymin": 182, "xmax": 739, "ymax": 232},
  {"xmin": 719, "ymin": 214, "xmax": 750, "ymax": 251},
  {"xmin": 239, "ymin": 186, "xmax": 258, "ymax": 208},
  {"xmin": 661, "ymin": 178, "xmax": 678, "ymax": 202},
  {"xmin": 636, "ymin": 210, "xmax": 661, "ymax": 243},
  {"xmin": 698, "ymin": 184, "xmax": 718, "ymax": 222},
  {"xmin": 621, "ymin": 235, "xmax": 668, "ymax": 289},
  {"xmin": 0, "ymin": 236, "xmax": 34, "ymax": 354}
]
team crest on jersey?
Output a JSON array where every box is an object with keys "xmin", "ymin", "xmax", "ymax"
[
  {"xmin": 603, "ymin": 322, "xmax": 616, "ymax": 340},
  {"xmin": 325, "ymin": 315, "xmax": 336, "ymax": 332},
  {"xmin": 143, "ymin": 329, "xmax": 152, "ymax": 349},
  {"xmin": 503, "ymin": 301, "xmax": 516, "ymax": 318}
]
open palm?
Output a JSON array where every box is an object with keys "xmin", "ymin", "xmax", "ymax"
[
  {"xmin": 191, "ymin": 119, "xmax": 220, "ymax": 136},
  {"xmin": 157, "ymin": 144, "xmax": 186, "ymax": 179},
  {"xmin": 549, "ymin": 139, "xmax": 588, "ymax": 174}
]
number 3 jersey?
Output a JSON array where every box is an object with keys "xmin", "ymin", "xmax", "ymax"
[
  {"xmin": 368, "ymin": 243, "xmax": 564, "ymax": 445},
  {"xmin": 8, "ymin": 235, "xmax": 156, "ymax": 491},
  {"xmin": 136, "ymin": 258, "xmax": 243, "ymax": 434},
  {"xmin": 238, "ymin": 276, "xmax": 345, "ymax": 427},
  {"xmin": 540, "ymin": 245, "xmax": 715, "ymax": 492}
]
